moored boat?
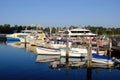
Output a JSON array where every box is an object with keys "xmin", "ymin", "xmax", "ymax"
[
  {"xmin": 6, "ymin": 36, "xmax": 20, "ymax": 41},
  {"xmin": 92, "ymin": 53, "xmax": 114, "ymax": 65},
  {"xmin": 36, "ymin": 46, "xmax": 60, "ymax": 55},
  {"xmin": 60, "ymin": 46, "xmax": 88, "ymax": 58},
  {"xmin": 6, "ymin": 30, "xmax": 46, "ymax": 42}
]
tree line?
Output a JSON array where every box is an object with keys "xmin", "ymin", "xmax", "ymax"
[{"xmin": 0, "ymin": 24, "xmax": 120, "ymax": 35}]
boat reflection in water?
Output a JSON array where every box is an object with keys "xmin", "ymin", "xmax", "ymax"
[
  {"xmin": 2, "ymin": 40, "xmax": 120, "ymax": 80},
  {"xmin": 35, "ymin": 54, "xmax": 114, "ymax": 69},
  {"xmin": 35, "ymin": 54, "xmax": 116, "ymax": 80},
  {"xmin": 36, "ymin": 54, "xmax": 60, "ymax": 63}
]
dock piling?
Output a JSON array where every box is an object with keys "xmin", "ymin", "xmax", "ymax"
[
  {"xmin": 66, "ymin": 40, "xmax": 69, "ymax": 62},
  {"xmin": 87, "ymin": 37, "xmax": 92, "ymax": 68}
]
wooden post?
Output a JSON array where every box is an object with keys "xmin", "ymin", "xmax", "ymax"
[
  {"xmin": 87, "ymin": 37, "xmax": 92, "ymax": 80},
  {"xmin": 87, "ymin": 37, "xmax": 92, "ymax": 68},
  {"xmin": 65, "ymin": 31, "xmax": 69, "ymax": 75},
  {"xmin": 24, "ymin": 35, "xmax": 27, "ymax": 51},
  {"xmin": 50, "ymin": 27, "xmax": 52, "ymax": 39},
  {"xmin": 87, "ymin": 37, "xmax": 92, "ymax": 79},
  {"xmin": 96, "ymin": 37, "xmax": 99, "ymax": 54},
  {"xmin": 109, "ymin": 38, "xmax": 112, "ymax": 57},
  {"xmin": 66, "ymin": 40, "xmax": 69, "ymax": 62},
  {"xmin": 25, "ymin": 36, "xmax": 26, "ymax": 47}
]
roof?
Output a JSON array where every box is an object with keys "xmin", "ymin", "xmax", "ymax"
[{"xmin": 70, "ymin": 28, "xmax": 90, "ymax": 31}]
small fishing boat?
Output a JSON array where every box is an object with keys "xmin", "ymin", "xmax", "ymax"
[
  {"xmin": 36, "ymin": 39, "xmax": 72, "ymax": 55},
  {"xmin": 36, "ymin": 46, "xmax": 60, "ymax": 55},
  {"xmin": 92, "ymin": 53, "xmax": 114, "ymax": 65}
]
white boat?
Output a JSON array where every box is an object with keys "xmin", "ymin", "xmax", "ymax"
[
  {"xmin": 36, "ymin": 44, "xmax": 104, "ymax": 58},
  {"xmin": 50, "ymin": 39, "xmax": 72, "ymax": 48},
  {"xmin": 36, "ymin": 39, "xmax": 72, "ymax": 55},
  {"xmin": 60, "ymin": 45, "xmax": 106, "ymax": 58},
  {"xmin": 21, "ymin": 30, "xmax": 46, "ymax": 41},
  {"xmin": 60, "ymin": 46, "xmax": 88, "ymax": 58},
  {"xmin": 62, "ymin": 28, "xmax": 97, "ymax": 40},
  {"xmin": 36, "ymin": 46, "xmax": 60, "ymax": 55},
  {"xmin": 51, "ymin": 28, "xmax": 97, "ymax": 46}
]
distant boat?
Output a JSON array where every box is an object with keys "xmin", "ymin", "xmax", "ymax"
[
  {"xmin": 52, "ymin": 28, "xmax": 97, "ymax": 46},
  {"xmin": 6, "ymin": 37, "xmax": 20, "ymax": 41},
  {"xmin": 62, "ymin": 28, "xmax": 97, "ymax": 41},
  {"xmin": 92, "ymin": 53, "xmax": 114, "ymax": 65},
  {"xmin": 6, "ymin": 33, "xmax": 30, "ymax": 42},
  {"xmin": 6, "ymin": 30, "xmax": 46, "ymax": 42}
]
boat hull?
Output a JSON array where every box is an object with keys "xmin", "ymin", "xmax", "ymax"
[
  {"xmin": 36, "ymin": 46, "xmax": 60, "ymax": 55},
  {"xmin": 92, "ymin": 54, "xmax": 114, "ymax": 64},
  {"xmin": 60, "ymin": 48, "xmax": 88, "ymax": 58},
  {"xmin": 6, "ymin": 37, "xmax": 20, "ymax": 41}
]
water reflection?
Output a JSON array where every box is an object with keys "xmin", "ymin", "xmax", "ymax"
[
  {"xmin": 36, "ymin": 54, "xmax": 60, "ymax": 63},
  {"xmin": 0, "ymin": 41, "xmax": 6, "ymax": 45},
  {"xmin": 37, "ymin": 55, "xmax": 114, "ymax": 70},
  {"xmin": 36, "ymin": 54, "xmax": 118, "ymax": 80},
  {"xmin": 4, "ymin": 41, "xmax": 120, "ymax": 69},
  {"xmin": 87, "ymin": 68, "xmax": 92, "ymax": 80},
  {"xmin": 4, "ymin": 41, "xmax": 120, "ymax": 71},
  {"xmin": 6, "ymin": 42, "xmax": 36, "ymax": 53},
  {"xmin": 1, "ymin": 40, "xmax": 120, "ymax": 80},
  {"xmin": 0, "ymin": 39, "xmax": 6, "ymax": 45}
]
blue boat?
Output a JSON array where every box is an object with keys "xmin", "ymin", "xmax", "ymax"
[
  {"xmin": 6, "ymin": 37, "xmax": 20, "ymax": 41},
  {"xmin": 92, "ymin": 53, "xmax": 114, "ymax": 64}
]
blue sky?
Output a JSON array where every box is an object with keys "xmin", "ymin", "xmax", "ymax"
[{"xmin": 0, "ymin": 0, "xmax": 120, "ymax": 27}]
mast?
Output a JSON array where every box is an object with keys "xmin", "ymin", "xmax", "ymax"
[{"xmin": 50, "ymin": 27, "xmax": 52, "ymax": 39}]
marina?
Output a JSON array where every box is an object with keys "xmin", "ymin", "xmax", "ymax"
[
  {"xmin": 0, "ymin": 0, "xmax": 120, "ymax": 80},
  {"xmin": 0, "ymin": 34, "xmax": 120, "ymax": 80}
]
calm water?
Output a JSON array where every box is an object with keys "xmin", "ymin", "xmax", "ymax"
[{"xmin": 0, "ymin": 41, "xmax": 120, "ymax": 80}]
